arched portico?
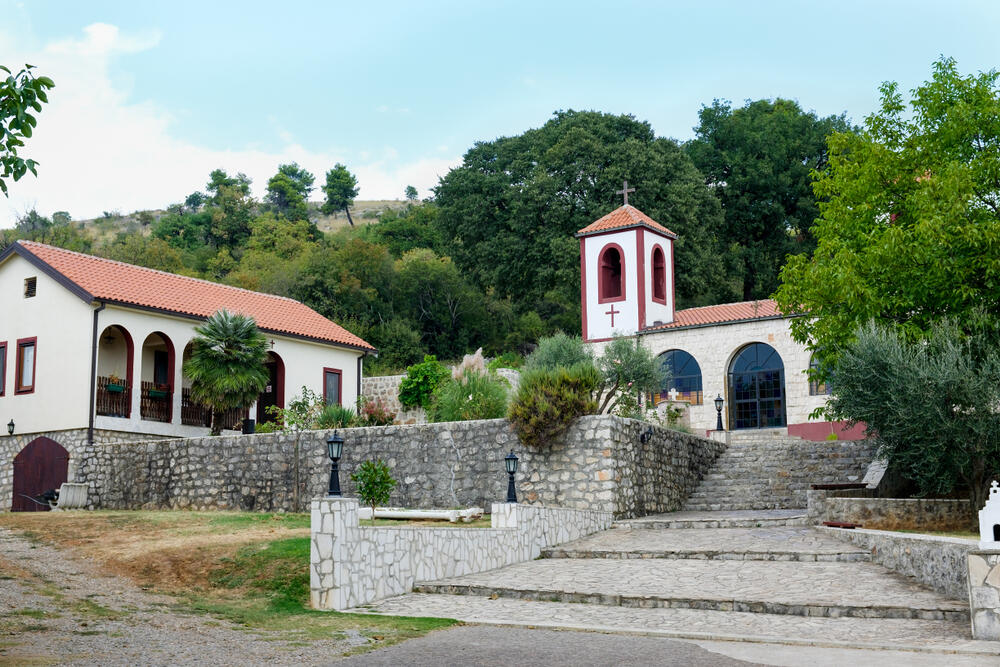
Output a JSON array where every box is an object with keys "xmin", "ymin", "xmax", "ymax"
[
  {"xmin": 95, "ymin": 325, "xmax": 134, "ymax": 418},
  {"xmin": 727, "ymin": 342, "xmax": 786, "ymax": 429},
  {"xmin": 140, "ymin": 331, "xmax": 175, "ymax": 423}
]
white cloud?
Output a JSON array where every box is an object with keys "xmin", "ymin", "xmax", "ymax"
[{"xmin": 2, "ymin": 24, "xmax": 460, "ymax": 226}]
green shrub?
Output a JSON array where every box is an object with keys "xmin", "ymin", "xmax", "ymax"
[
  {"xmin": 350, "ymin": 459, "xmax": 397, "ymax": 523},
  {"xmin": 487, "ymin": 351, "xmax": 524, "ymax": 372},
  {"xmin": 398, "ymin": 355, "xmax": 450, "ymax": 409},
  {"xmin": 316, "ymin": 403, "xmax": 356, "ymax": 429},
  {"xmin": 357, "ymin": 396, "xmax": 396, "ymax": 426},
  {"xmin": 507, "ymin": 362, "xmax": 599, "ymax": 448},
  {"xmin": 523, "ymin": 333, "xmax": 592, "ymax": 371},
  {"xmin": 428, "ymin": 370, "xmax": 509, "ymax": 422}
]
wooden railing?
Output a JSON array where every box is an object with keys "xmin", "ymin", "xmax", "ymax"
[
  {"xmin": 181, "ymin": 387, "xmax": 248, "ymax": 430},
  {"xmin": 140, "ymin": 381, "xmax": 172, "ymax": 423},
  {"xmin": 96, "ymin": 375, "xmax": 131, "ymax": 418}
]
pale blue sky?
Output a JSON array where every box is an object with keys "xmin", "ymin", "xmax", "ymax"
[{"xmin": 1, "ymin": 0, "xmax": 998, "ymax": 225}]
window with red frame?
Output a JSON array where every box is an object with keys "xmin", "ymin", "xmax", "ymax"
[
  {"xmin": 652, "ymin": 246, "xmax": 666, "ymax": 303},
  {"xmin": 323, "ymin": 368, "xmax": 342, "ymax": 406},
  {"xmin": 599, "ymin": 245, "xmax": 624, "ymax": 300},
  {"xmin": 0, "ymin": 342, "xmax": 6, "ymax": 396},
  {"xmin": 16, "ymin": 338, "xmax": 36, "ymax": 394}
]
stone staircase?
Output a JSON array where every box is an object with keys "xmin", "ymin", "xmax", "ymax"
[{"xmin": 682, "ymin": 430, "xmax": 876, "ymax": 512}]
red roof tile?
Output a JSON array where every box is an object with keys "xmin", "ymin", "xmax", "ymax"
[
  {"xmin": 11, "ymin": 241, "xmax": 375, "ymax": 352},
  {"xmin": 647, "ymin": 299, "xmax": 784, "ymax": 330},
  {"xmin": 576, "ymin": 205, "xmax": 677, "ymax": 238}
]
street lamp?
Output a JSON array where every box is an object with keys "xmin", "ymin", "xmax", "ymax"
[
  {"xmin": 326, "ymin": 431, "xmax": 344, "ymax": 497},
  {"xmin": 504, "ymin": 450, "xmax": 519, "ymax": 503},
  {"xmin": 714, "ymin": 394, "xmax": 725, "ymax": 432},
  {"xmin": 6, "ymin": 419, "xmax": 13, "ymax": 436}
]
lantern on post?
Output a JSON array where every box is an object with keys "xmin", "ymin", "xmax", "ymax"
[
  {"xmin": 326, "ymin": 431, "xmax": 344, "ymax": 497},
  {"xmin": 6, "ymin": 419, "xmax": 13, "ymax": 436},
  {"xmin": 714, "ymin": 394, "xmax": 725, "ymax": 432},
  {"xmin": 504, "ymin": 450, "xmax": 519, "ymax": 503}
]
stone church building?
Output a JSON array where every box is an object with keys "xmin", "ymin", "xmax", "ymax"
[{"xmin": 577, "ymin": 199, "xmax": 860, "ymax": 439}]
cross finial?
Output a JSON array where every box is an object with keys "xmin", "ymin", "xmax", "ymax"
[{"xmin": 616, "ymin": 180, "xmax": 635, "ymax": 206}]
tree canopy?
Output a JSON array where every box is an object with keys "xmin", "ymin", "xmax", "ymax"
[
  {"xmin": 1, "ymin": 64, "xmax": 54, "ymax": 195},
  {"xmin": 775, "ymin": 57, "xmax": 1000, "ymax": 364},
  {"xmin": 266, "ymin": 162, "xmax": 314, "ymax": 221},
  {"xmin": 321, "ymin": 163, "xmax": 359, "ymax": 224},
  {"xmin": 686, "ymin": 98, "xmax": 852, "ymax": 301}
]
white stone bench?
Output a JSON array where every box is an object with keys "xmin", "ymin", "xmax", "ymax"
[
  {"xmin": 356, "ymin": 507, "xmax": 484, "ymax": 523},
  {"xmin": 50, "ymin": 483, "xmax": 89, "ymax": 510}
]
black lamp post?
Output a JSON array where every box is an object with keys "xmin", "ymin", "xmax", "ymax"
[
  {"xmin": 504, "ymin": 450, "xmax": 519, "ymax": 503},
  {"xmin": 326, "ymin": 431, "xmax": 344, "ymax": 497},
  {"xmin": 6, "ymin": 419, "xmax": 13, "ymax": 436},
  {"xmin": 714, "ymin": 394, "xmax": 725, "ymax": 432}
]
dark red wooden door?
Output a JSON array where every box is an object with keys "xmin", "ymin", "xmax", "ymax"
[{"xmin": 11, "ymin": 437, "xmax": 69, "ymax": 512}]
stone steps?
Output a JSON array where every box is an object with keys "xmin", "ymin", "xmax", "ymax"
[
  {"xmin": 412, "ymin": 558, "xmax": 968, "ymax": 622},
  {"xmin": 615, "ymin": 509, "xmax": 808, "ymax": 529}
]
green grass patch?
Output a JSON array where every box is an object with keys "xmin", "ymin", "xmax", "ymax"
[
  {"xmin": 207, "ymin": 513, "xmax": 310, "ymax": 530},
  {"xmin": 9, "ymin": 610, "xmax": 55, "ymax": 620}
]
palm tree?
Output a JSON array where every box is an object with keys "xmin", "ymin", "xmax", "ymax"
[{"xmin": 184, "ymin": 310, "xmax": 269, "ymax": 435}]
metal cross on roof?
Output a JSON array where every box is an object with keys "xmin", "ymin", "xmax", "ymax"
[{"xmin": 616, "ymin": 180, "xmax": 635, "ymax": 206}]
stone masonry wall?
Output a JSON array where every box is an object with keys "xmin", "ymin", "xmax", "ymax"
[
  {"xmin": 71, "ymin": 416, "xmax": 724, "ymax": 518},
  {"xmin": 823, "ymin": 527, "xmax": 976, "ymax": 600},
  {"xmin": 808, "ymin": 492, "xmax": 972, "ymax": 532},
  {"xmin": 1, "ymin": 428, "xmax": 150, "ymax": 511},
  {"xmin": 310, "ymin": 497, "xmax": 612, "ymax": 610}
]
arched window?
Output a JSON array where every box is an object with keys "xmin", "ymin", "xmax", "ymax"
[
  {"xmin": 809, "ymin": 355, "xmax": 832, "ymax": 396},
  {"xmin": 651, "ymin": 246, "xmax": 666, "ymax": 303},
  {"xmin": 598, "ymin": 244, "xmax": 624, "ymax": 301},
  {"xmin": 728, "ymin": 342, "xmax": 786, "ymax": 429},
  {"xmin": 656, "ymin": 349, "xmax": 703, "ymax": 405}
]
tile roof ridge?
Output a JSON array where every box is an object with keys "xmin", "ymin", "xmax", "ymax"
[
  {"xmin": 19, "ymin": 240, "xmax": 303, "ymax": 305},
  {"xmin": 678, "ymin": 298, "xmax": 778, "ymax": 312}
]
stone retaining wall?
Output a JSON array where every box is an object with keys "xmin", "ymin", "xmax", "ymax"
[
  {"xmin": 823, "ymin": 527, "xmax": 977, "ymax": 600},
  {"xmin": 808, "ymin": 491, "xmax": 972, "ymax": 531},
  {"xmin": 310, "ymin": 496, "xmax": 612, "ymax": 610},
  {"xmin": 72, "ymin": 416, "xmax": 725, "ymax": 518}
]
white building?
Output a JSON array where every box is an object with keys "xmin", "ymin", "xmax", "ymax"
[
  {"xmin": 577, "ymin": 203, "xmax": 859, "ymax": 439},
  {"xmin": 0, "ymin": 240, "xmax": 374, "ymax": 510}
]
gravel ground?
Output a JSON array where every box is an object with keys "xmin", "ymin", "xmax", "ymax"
[{"xmin": 0, "ymin": 527, "xmax": 366, "ymax": 666}]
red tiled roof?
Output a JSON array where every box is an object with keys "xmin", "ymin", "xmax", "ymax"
[
  {"xmin": 647, "ymin": 299, "xmax": 784, "ymax": 331},
  {"xmin": 576, "ymin": 205, "xmax": 677, "ymax": 238},
  {"xmin": 11, "ymin": 241, "xmax": 375, "ymax": 352}
]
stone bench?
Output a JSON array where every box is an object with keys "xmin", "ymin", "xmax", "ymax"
[
  {"xmin": 356, "ymin": 507, "xmax": 484, "ymax": 523},
  {"xmin": 50, "ymin": 483, "xmax": 89, "ymax": 510}
]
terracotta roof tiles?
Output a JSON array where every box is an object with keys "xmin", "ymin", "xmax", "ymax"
[
  {"xmin": 576, "ymin": 205, "xmax": 676, "ymax": 238},
  {"xmin": 648, "ymin": 299, "xmax": 784, "ymax": 330},
  {"xmin": 11, "ymin": 241, "xmax": 375, "ymax": 352}
]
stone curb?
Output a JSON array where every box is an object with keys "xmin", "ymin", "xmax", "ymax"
[
  {"xmin": 412, "ymin": 583, "xmax": 970, "ymax": 622},
  {"xmin": 614, "ymin": 517, "xmax": 809, "ymax": 529},
  {"xmin": 540, "ymin": 548, "xmax": 870, "ymax": 563}
]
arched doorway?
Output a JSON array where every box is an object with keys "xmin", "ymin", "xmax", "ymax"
[
  {"xmin": 256, "ymin": 351, "xmax": 285, "ymax": 425},
  {"xmin": 728, "ymin": 342, "xmax": 786, "ymax": 429},
  {"xmin": 140, "ymin": 332, "xmax": 175, "ymax": 423},
  {"xmin": 96, "ymin": 325, "xmax": 134, "ymax": 418},
  {"xmin": 12, "ymin": 437, "xmax": 69, "ymax": 512}
]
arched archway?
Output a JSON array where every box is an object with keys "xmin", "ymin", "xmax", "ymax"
[
  {"xmin": 655, "ymin": 349, "xmax": 703, "ymax": 405},
  {"xmin": 140, "ymin": 331, "xmax": 175, "ymax": 423},
  {"xmin": 598, "ymin": 244, "xmax": 625, "ymax": 302},
  {"xmin": 96, "ymin": 325, "xmax": 134, "ymax": 418},
  {"xmin": 12, "ymin": 437, "xmax": 69, "ymax": 512},
  {"xmin": 256, "ymin": 351, "xmax": 285, "ymax": 425},
  {"xmin": 728, "ymin": 342, "xmax": 786, "ymax": 429}
]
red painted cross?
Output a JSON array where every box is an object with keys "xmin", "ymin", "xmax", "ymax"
[{"xmin": 605, "ymin": 304, "xmax": 621, "ymax": 328}]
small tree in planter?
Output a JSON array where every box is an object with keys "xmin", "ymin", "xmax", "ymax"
[{"xmin": 351, "ymin": 460, "xmax": 397, "ymax": 525}]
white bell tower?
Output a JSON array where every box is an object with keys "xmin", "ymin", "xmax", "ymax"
[{"xmin": 577, "ymin": 183, "xmax": 676, "ymax": 342}]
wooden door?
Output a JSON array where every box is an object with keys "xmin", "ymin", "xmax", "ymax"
[{"xmin": 11, "ymin": 437, "xmax": 69, "ymax": 512}]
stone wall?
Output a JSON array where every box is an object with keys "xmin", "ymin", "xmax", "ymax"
[
  {"xmin": 967, "ymin": 551, "xmax": 1000, "ymax": 640},
  {"xmin": 69, "ymin": 416, "xmax": 724, "ymax": 518},
  {"xmin": 361, "ymin": 369, "xmax": 520, "ymax": 426},
  {"xmin": 808, "ymin": 492, "xmax": 972, "ymax": 531},
  {"xmin": 310, "ymin": 496, "xmax": 612, "ymax": 610},
  {"xmin": 1, "ymin": 428, "xmax": 149, "ymax": 511},
  {"xmin": 823, "ymin": 527, "xmax": 976, "ymax": 600}
]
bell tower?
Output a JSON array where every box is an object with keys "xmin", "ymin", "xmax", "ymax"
[{"xmin": 576, "ymin": 182, "xmax": 676, "ymax": 341}]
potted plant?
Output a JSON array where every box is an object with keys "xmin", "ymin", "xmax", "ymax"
[
  {"xmin": 149, "ymin": 383, "xmax": 170, "ymax": 399},
  {"xmin": 106, "ymin": 373, "xmax": 125, "ymax": 393}
]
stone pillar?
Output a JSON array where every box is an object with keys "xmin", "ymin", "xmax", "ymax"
[
  {"xmin": 967, "ymin": 550, "xmax": 1000, "ymax": 640},
  {"xmin": 310, "ymin": 496, "xmax": 359, "ymax": 611}
]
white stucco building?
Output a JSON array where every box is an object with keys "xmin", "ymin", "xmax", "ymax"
[
  {"xmin": 577, "ymin": 203, "xmax": 857, "ymax": 439},
  {"xmin": 0, "ymin": 240, "xmax": 375, "ymax": 510}
]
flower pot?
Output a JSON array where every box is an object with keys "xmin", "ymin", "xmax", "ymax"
[
  {"xmin": 149, "ymin": 389, "xmax": 169, "ymax": 399},
  {"xmin": 106, "ymin": 383, "xmax": 125, "ymax": 393}
]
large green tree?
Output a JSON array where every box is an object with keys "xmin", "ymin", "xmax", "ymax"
[
  {"xmin": 321, "ymin": 163, "xmax": 359, "ymax": 225},
  {"xmin": 433, "ymin": 110, "xmax": 729, "ymax": 317},
  {"xmin": 266, "ymin": 162, "xmax": 314, "ymax": 221},
  {"xmin": 775, "ymin": 57, "xmax": 1000, "ymax": 365},
  {"xmin": 183, "ymin": 310, "xmax": 269, "ymax": 435},
  {"xmin": 1, "ymin": 64, "xmax": 54, "ymax": 196},
  {"xmin": 686, "ymin": 99, "xmax": 852, "ymax": 300}
]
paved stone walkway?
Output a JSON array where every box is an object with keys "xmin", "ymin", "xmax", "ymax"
[
  {"xmin": 414, "ymin": 558, "xmax": 967, "ymax": 620},
  {"xmin": 543, "ymin": 526, "xmax": 869, "ymax": 561}
]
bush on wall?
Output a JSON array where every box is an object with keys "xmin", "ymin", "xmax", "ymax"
[
  {"xmin": 398, "ymin": 355, "xmax": 450, "ymax": 409},
  {"xmin": 507, "ymin": 362, "xmax": 599, "ymax": 448},
  {"xmin": 428, "ymin": 370, "xmax": 509, "ymax": 422}
]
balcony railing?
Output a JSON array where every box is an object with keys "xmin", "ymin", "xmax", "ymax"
[
  {"xmin": 140, "ymin": 381, "xmax": 172, "ymax": 423},
  {"xmin": 181, "ymin": 387, "xmax": 248, "ymax": 430},
  {"xmin": 96, "ymin": 375, "xmax": 131, "ymax": 418}
]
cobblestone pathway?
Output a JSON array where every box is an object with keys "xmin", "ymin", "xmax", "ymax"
[{"xmin": 353, "ymin": 512, "xmax": 1000, "ymax": 658}]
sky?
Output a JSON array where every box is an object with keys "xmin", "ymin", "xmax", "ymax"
[{"xmin": 1, "ymin": 0, "xmax": 999, "ymax": 227}]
